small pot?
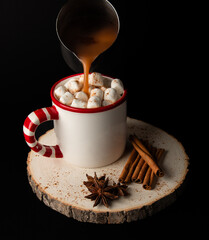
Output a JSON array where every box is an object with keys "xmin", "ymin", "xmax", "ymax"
[{"xmin": 56, "ymin": 0, "xmax": 120, "ymax": 73}]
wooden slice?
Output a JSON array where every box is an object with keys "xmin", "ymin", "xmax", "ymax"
[{"xmin": 27, "ymin": 117, "xmax": 189, "ymax": 224}]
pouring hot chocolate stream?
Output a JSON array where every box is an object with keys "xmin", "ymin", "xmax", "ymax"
[{"xmin": 56, "ymin": 0, "xmax": 119, "ymax": 95}]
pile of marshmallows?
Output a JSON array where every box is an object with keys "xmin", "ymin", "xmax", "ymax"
[{"xmin": 54, "ymin": 72, "xmax": 124, "ymax": 109}]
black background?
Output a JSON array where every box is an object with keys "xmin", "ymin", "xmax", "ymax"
[{"xmin": 1, "ymin": 0, "xmax": 207, "ymax": 239}]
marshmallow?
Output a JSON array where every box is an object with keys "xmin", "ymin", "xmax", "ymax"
[
  {"xmin": 64, "ymin": 76, "xmax": 79, "ymax": 87},
  {"xmin": 100, "ymin": 86, "xmax": 107, "ymax": 92},
  {"xmin": 64, "ymin": 79, "xmax": 71, "ymax": 89},
  {"xmin": 104, "ymin": 88, "xmax": 118, "ymax": 103},
  {"xmin": 54, "ymin": 86, "xmax": 67, "ymax": 99},
  {"xmin": 87, "ymin": 96, "xmax": 101, "ymax": 108},
  {"xmin": 74, "ymin": 91, "xmax": 88, "ymax": 102},
  {"xmin": 102, "ymin": 100, "xmax": 111, "ymax": 107},
  {"xmin": 90, "ymin": 88, "xmax": 103, "ymax": 100},
  {"xmin": 65, "ymin": 80, "xmax": 82, "ymax": 94},
  {"xmin": 78, "ymin": 74, "xmax": 85, "ymax": 85},
  {"xmin": 89, "ymin": 72, "xmax": 103, "ymax": 87},
  {"xmin": 71, "ymin": 99, "xmax": 87, "ymax": 108},
  {"xmin": 59, "ymin": 92, "xmax": 74, "ymax": 106},
  {"xmin": 111, "ymin": 79, "xmax": 124, "ymax": 96}
]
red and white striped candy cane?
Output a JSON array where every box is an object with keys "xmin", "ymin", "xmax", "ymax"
[{"xmin": 23, "ymin": 106, "xmax": 63, "ymax": 158}]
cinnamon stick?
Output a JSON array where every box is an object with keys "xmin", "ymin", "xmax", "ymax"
[
  {"xmin": 129, "ymin": 135, "xmax": 164, "ymax": 177},
  {"xmin": 131, "ymin": 157, "xmax": 144, "ymax": 182},
  {"xmin": 143, "ymin": 148, "xmax": 165, "ymax": 190},
  {"xmin": 142, "ymin": 147, "xmax": 157, "ymax": 189},
  {"xmin": 119, "ymin": 148, "xmax": 137, "ymax": 183},
  {"xmin": 142, "ymin": 167, "xmax": 152, "ymax": 190},
  {"xmin": 135, "ymin": 144, "xmax": 156, "ymax": 183},
  {"xmin": 135, "ymin": 161, "xmax": 149, "ymax": 183},
  {"xmin": 124, "ymin": 155, "xmax": 140, "ymax": 183}
]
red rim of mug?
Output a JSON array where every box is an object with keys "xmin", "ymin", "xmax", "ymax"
[{"xmin": 50, "ymin": 73, "xmax": 127, "ymax": 113}]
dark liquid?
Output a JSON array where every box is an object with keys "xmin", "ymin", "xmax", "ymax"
[{"xmin": 58, "ymin": 12, "xmax": 118, "ymax": 94}]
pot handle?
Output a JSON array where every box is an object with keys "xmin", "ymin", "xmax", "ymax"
[{"xmin": 23, "ymin": 106, "xmax": 63, "ymax": 158}]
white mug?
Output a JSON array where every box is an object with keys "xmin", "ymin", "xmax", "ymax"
[{"xmin": 23, "ymin": 74, "xmax": 127, "ymax": 168}]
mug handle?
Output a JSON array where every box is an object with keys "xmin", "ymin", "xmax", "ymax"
[{"xmin": 23, "ymin": 106, "xmax": 63, "ymax": 158}]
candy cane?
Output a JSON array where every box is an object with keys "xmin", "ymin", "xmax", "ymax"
[{"xmin": 23, "ymin": 106, "xmax": 63, "ymax": 158}]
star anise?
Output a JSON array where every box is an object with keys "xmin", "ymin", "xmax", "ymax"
[
  {"xmin": 84, "ymin": 173, "xmax": 118, "ymax": 208},
  {"xmin": 83, "ymin": 173, "xmax": 106, "ymax": 189},
  {"xmin": 112, "ymin": 182, "xmax": 129, "ymax": 196}
]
